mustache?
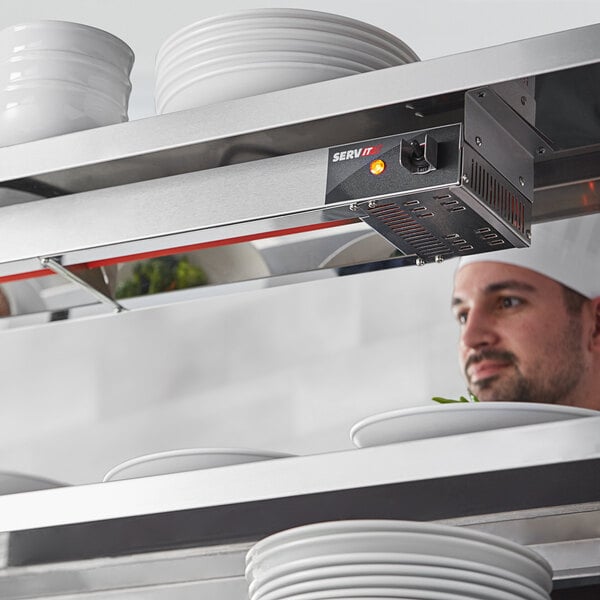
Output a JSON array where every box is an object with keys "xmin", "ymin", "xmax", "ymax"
[{"xmin": 465, "ymin": 349, "xmax": 517, "ymax": 377}]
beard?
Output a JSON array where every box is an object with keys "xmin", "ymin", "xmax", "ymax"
[{"xmin": 465, "ymin": 317, "xmax": 585, "ymax": 405}]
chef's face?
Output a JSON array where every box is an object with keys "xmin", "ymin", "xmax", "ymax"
[{"xmin": 452, "ymin": 262, "xmax": 590, "ymax": 405}]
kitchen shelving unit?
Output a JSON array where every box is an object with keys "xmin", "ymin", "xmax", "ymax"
[
  {"xmin": 0, "ymin": 23, "xmax": 598, "ymax": 599},
  {"xmin": 0, "ymin": 22, "xmax": 599, "ymax": 319}
]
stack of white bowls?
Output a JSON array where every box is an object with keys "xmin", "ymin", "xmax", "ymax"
[
  {"xmin": 0, "ymin": 20, "xmax": 134, "ymax": 147},
  {"xmin": 246, "ymin": 520, "xmax": 553, "ymax": 600},
  {"xmin": 155, "ymin": 8, "xmax": 419, "ymax": 114}
]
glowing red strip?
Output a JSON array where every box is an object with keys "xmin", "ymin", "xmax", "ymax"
[{"xmin": 0, "ymin": 218, "xmax": 358, "ymax": 284}]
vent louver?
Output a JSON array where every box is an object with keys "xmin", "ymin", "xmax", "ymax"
[
  {"xmin": 366, "ymin": 202, "xmax": 453, "ymax": 259},
  {"xmin": 467, "ymin": 158, "xmax": 527, "ymax": 235}
]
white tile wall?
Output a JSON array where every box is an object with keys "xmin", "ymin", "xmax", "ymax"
[{"xmin": 0, "ymin": 261, "xmax": 466, "ymax": 485}]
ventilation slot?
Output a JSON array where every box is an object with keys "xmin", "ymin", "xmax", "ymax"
[
  {"xmin": 475, "ymin": 227, "xmax": 507, "ymax": 248},
  {"xmin": 444, "ymin": 233, "xmax": 473, "ymax": 252},
  {"xmin": 469, "ymin": 159, "xmax": 526, "ymax": 234},
  {"xmin": 367, "ymin": 203, "xmax": 450, "ymax": 258}
]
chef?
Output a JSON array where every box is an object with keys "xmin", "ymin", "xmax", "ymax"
[{"xmin": 451, "ymin": 213, "xmax": 600, "ymax": 410}]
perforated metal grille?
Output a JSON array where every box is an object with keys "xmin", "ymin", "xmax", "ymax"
[
  {"xmin": 366, "ymin": 202, "xmax": 452, "ymax": 258},
  {"xmin": 468, "ymin": 157, "xmax": 527, "ymax": 235}
]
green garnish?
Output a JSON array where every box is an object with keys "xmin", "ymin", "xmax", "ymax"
[
  {"xmin": 116, "ymin": 255, "xmax": 208, "ymax": 299},
  {"xmin": 432, "ymin": 394, "xmax": 480, "ymax": 404}
]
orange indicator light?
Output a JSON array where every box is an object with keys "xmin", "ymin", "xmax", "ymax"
[{"xmin": 369, "ymin": 159, "xmax": 386, "ymax": 175}]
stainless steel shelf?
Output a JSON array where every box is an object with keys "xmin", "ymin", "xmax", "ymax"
[
  {"xmin": 0, "ymin": 417, "xmax": 597, "ymax": 532},
  {"xmin": 0, "ymin": 418, "xmax": 597, "ymax": 596}
]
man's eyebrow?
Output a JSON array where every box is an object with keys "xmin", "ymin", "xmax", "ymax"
[
  {"xmin": 484, "ymin": 280, "xmax": 537, "ymax": 294},
  {"xmin": 451, "ymin": 280, "xmax": 537, "ymax": 307}
]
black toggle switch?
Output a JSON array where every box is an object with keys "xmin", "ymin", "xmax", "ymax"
[{"xmin": 400, "ymin": 134, "xmax": 438, "ymax": 174}]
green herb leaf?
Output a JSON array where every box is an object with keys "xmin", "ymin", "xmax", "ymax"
[
  {"xmin": 432, "ymin": 396, "xmax": 463, "ymax": 404},
  {"xmin": 432, "ymin": 394, "xmax": 480, "ymax": 404}
]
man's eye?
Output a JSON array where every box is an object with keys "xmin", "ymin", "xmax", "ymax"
[
  {"xmin": 499, "ymin": 296, "xmax": 522, "ymax": 309},
  {"xmin": 456, "ymin": 311, "xmax": 468, "ymax": 324}
]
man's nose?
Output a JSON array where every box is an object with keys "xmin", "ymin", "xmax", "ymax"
[{"xmin": 460, "ymin": 307, "xmax": 498, "ymax": 351}]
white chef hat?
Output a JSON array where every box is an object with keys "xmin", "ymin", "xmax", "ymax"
[{"xmin": 457, "ymin": 213, "xmax": 600, "ymax": 299}]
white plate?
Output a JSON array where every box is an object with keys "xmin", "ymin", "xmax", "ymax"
[
  {"xmin": 350, "ymin": 402, "xmax": 599, "ymax": 448},
  {"xmin": 246, "ymin": 520, "xmax": 550, "ymax": 575},
  {"xmin": 318, "ymin": 233, "xmax": 398, "ymax": 269},
  {"xmin": 157, "ymin": 61, "xmax": 361, "ymax": 114},
  {"xmin": 246, "ymin": 553, "xmax": 547, "ymax": 596},
  {"xmin": 155, "ymin": 51, "xmax": 376, "ymax": 105},
  {"xmin": 156, "ymin": 30, "xmax": 405, "ymax": 76},
  {"xmin": 253, "ymin": 588, "xmax": 531, "ymax": 600},
  {"xmin": 249, "ymin": 563, "xmax": 547, "ymax": 600},
  {"xmin": 0, "ymin": 471, "xmax": 67, "ymax": 495},
  {"xmin": 103, "ymin": 448, "xmax": 294, "ymax": 482},
  {"xmin": 255, "ymin": 574, "xmax": 546, "ymax": 600},
  {"xmin": 246, "ymin": 532, "xmax": 552, "ymax": 592},
  {"xmin": 156, "ymin": 9, "xmax": 419, "ymax": 66}
]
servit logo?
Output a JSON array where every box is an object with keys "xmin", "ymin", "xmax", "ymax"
[{"xmin": 331, "ymin": 144, "xmax": 383, "ymax": 162}]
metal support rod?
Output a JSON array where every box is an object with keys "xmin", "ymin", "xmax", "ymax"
[{"xmin": 39, "ymin": 257, "xmax": 125, "ymax": 313}]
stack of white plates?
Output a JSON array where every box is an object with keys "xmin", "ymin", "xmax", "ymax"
[
  {"xmin": 349, "ymin": 402, "xmax": 599, "ymax": 448},
  {"xmin": 155, "ymin": 8, "xmax": 419, "ymax": 114},
  {"xmin": 0, "ymin": 20, "xmax": 134, "ymax": 147},
  {"xmin": 246, "ymin": 520, "xmax": 553, "ymax": 600}
]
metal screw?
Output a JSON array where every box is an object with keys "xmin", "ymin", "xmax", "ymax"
[
  {"xmin": 519, "ymin": 176, "xmax": 525, "ymax": 187},
  {"xmin": 526, "ymin": 229, "xmax": 532, "ymax": 240},
  {"xmin": 461, "ymin": 174, "xmax": 470, "ymax": 185},
  {"xmin": 405, "ymin": 103, "xmax": 415, "ymax": 110},
  {"xmin": 415, "ymin": 258, "xmax": 426, "ymax": 266},
  {"xmin": 537, "ymin": 146, "xmax": 546, "ymax": 155},
  {"xmin": 475, "ymin": 136, "xmax": 482, "ymax": 147},
  {"xmin": 349, "ymin": 203, "xmax": 358, "ymax": 212},
  {"xmin": 434, "ymin": 255, "xmax": 445, "ymax": 263},
  {"xmin": 478, "ymin": 91, "xmax": 486, "ymax": 98},
  {"xmin": 414, "ymin": 112, "xmax": 424, "ymax": 118},
  {"xmin": 367, "ymin": 200, "xmax": 377, "ymax": 209},
  {"xmin": 520, "ymin": 96, "xmax": 527, "ymax": 105}
]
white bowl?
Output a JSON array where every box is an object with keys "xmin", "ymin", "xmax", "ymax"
[
  {"xmin": 0, "ymin": 79, "xmax": 128, "ymax": 146},
  {"xmin": 0, "ymin": 51, "xmax": 132, "ymax": 91},
  {"xmin": 0, "ymin": 20, "xmax": 134, "ymax": 73},
  {"xmin": 0, "ymin": 279, "xmax": 47, "ymax": 316},
  {"xmin": 156, "ymin": 9, "xmax": 418, "ymax": 67},
  {"xmin": 158, "ymin": 61, "xmax": 362, "ymax": 114},
  {"xmin": 155, "ymin": 51, "xmax": 377, "ymax": 106}
]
